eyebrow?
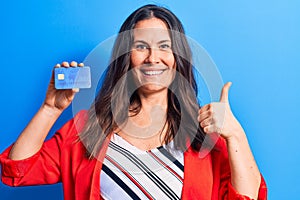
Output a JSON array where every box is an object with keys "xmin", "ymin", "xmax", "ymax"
[
  {"xmin": 133, "ymin": 40, "xmax": 171, "ymax": 44},
  {"xmin": 133, "ymin": 40, "xmax": 148, "ymax": 44},
  {"xmin": 158, "ymin": 40, "xmax": 171, "ymax": 44}
]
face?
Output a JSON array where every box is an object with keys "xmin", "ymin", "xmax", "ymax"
[{"xmin": 130, "ymin": 17, "xmax": 176, "ymax": 94}]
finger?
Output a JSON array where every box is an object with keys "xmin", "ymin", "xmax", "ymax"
[
  {"xmin": 199, "ymin": 104, "xmax": 211, "ymax": 115},
  {"xmin": 70, "ymin": 61, "xmax": 78, "ymax": 67},
  {"xmin": 78, "ymin": 62, "xmax": 84, "ymax": 67},
  {"xmin": 219, "ymin": 82, "xmax": 232, "ymax": 103},
  {"xmin": 203, "ymin": 125, "xmax": 220, "ymax": 134},
  {"xmin": 72, "ymin": 88, "xmax": 80, "ymax": 93},
  {"xmin": 200, "ymin": 117, "xmax": 213, "ymax": 128},
  {"xmin": 55, "ymin": 63, "xmax": 61, "ymax": 68},
  {"xmin": 198, "ymin": 110, "xmax": 212, "ymax": 122},
  {"xmin": 61, "ymin": 61, "xmax": 70, "ymax": 68},
  {"xmin": 65, "ymin": 90, "xmax": 76, "ymax": 102}
]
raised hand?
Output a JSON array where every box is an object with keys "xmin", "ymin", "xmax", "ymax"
[
  {"xmin": 43, "ymin": 61, "xmax": 84, "ymax": 112},
  {"xmin": 9, "ymin": 61, "xmax": 84, "ymax": 160},
  {"xmin": 198, "ymin": 82, "xmax": 244, "ymax": 140},
  {"xmin": 198, "ymin": 82, "xmax": 262, "ymax": 198}
]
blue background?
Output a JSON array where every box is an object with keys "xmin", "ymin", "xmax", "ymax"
[{"xmin": 1, "ymin": 0, "xmax": 299, "ymax": 199}]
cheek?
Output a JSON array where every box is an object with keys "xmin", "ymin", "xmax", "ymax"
[
  {"xmin": 130, "ymin": 51, "xmax": 145, "ymax": 68},
  {"xmin": 164, "ymin": 53, "xmax": 176, "ymax": 68}
]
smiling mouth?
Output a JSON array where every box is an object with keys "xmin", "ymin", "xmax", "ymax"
[{"xmin": 141, "ymin": 69, "xmax": 166, "ymax": 76}]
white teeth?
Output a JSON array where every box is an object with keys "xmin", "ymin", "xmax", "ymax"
[{"xmin": 143, "ymin": 70, "xmax": 164, "ymax": 76}]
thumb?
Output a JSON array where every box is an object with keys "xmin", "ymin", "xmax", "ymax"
[{"xmin": 219, "ymin": 82, "xmax": 232, "ymax": 103}]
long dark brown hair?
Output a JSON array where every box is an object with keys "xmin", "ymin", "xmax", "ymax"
[{"xmin": 80, "ymin": 4, "xmax": 207, "ymax": 158}]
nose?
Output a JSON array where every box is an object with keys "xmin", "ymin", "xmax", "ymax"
[{"xmin": 146, "ymin": 47, "xmax": 160, "ymax": 64}]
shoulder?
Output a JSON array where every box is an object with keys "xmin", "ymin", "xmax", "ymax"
[
  {"xmin": 53, "ymin": 110, "xmax": 89, "ymax": 147},
  {"xmin": 57, "ymin": 110, "xmax": 88, "ymax": 135}
]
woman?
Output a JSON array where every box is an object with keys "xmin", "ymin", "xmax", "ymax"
[{"xmin": 0, "ymin": 4, "xmax": 267, "ymax": 200}]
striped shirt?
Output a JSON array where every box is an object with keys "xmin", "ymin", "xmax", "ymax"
[{"xmin": 100, "ymin": 134, "xmax": 184, "ymax": 200}]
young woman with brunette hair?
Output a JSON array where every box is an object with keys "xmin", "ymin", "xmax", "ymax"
[{"xmin": 0, "ymin": 4, "xmax": 267, "ymax": 200}]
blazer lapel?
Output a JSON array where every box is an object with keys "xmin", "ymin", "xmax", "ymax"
[{"xmin": 181, "ymin": 148, "xmax": 213, "ymax": 200}]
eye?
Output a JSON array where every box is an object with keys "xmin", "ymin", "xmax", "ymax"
[
  {"xmin": 159, "ymin": 43, "xmax": 171, "ymax": 50},
  {"xmin": 133, "ymin": 44, "xmax": 148, "ymax": 51}
]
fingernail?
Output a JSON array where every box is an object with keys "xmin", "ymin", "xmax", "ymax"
[
  {"xmin": 72, "ymin": 88, "xmax": 79, "ymax": 93},
  {"xmin": 70, "ymin": 61, "xmax": 77, "ymax": 67},
  {"xmin": 62, "ymin": 61, "xmax": 69, "ymax": 67}
]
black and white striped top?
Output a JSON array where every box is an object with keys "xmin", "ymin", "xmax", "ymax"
[{"xmin": 100, "ymin": 134, "xmax": 184, "ymax": 200}]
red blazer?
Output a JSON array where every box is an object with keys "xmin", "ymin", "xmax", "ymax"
[{"xmin": 0, "ymin": 111, "xmax": 267, "ymax": 200}]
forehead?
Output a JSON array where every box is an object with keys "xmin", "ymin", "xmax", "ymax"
[{"xmin": 133, "ymin": 18, "xmax": 171, "ymax": 42}]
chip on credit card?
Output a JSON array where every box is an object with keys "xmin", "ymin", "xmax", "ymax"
[{"xmin": 54, "ymin": 66, "xmax": 91, "ymax": 89}]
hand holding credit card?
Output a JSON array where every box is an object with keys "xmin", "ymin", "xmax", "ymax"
[{"xmin": 54, "ymin": 66, "xmax": 91, "ymax": 89}]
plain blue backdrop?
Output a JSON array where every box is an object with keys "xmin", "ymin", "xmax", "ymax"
[{"xmin": 1, "ymin": 0, "xmax": 299, "ymax": 199}]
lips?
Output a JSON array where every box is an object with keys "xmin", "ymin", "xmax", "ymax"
[
  {"xmin": 141, "ymin": 69, "xmax": 165, "ymax": 76},
  {"xmin": 139, "ymin": 65, "xmax": 168, "ymax": 76},
  {"xmin": 133, "ymin": 66, "xmax": 174, "ymax": 88}
]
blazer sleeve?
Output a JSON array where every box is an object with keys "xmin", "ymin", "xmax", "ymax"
[
  {"xmin": 216, "ymin": 138, "xmax": 268, "ymax": 200},
  {"xmin": 0, "ymin": 110, "xmax": 87, "ymax": 187}
]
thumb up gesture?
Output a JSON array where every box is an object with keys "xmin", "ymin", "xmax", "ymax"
[{"xmin": 198, "ymin": 82, "xmax": 244, "ymax": 140}]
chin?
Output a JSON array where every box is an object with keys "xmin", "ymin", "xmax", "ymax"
[{"xmin": 138, "ymin": 84, "xmax": 169, "ymax": 94}]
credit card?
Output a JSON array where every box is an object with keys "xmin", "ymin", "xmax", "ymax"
[{"xmin": 54, "ymin": 66, "xmax": 91, "ymax": 89}]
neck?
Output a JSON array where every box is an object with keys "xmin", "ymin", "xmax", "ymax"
[
  {"xmin": 121, "ymin": 89, "xmax": 168, "ymax": 137},
  {"xmin": 115, "ymin": 90, "xmax": 169, "ymax": 151},
  {"xmin": 138, "ymin": 89, "xmax": 168, "ymax": 112}
]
